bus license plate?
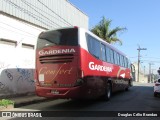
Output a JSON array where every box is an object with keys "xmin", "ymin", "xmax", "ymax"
[{"xmin": 51, "ymin": 90, "xmax": 59, "ymax": 94}]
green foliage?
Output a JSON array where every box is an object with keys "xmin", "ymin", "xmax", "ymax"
[
  {"xmin": 91, "ymin": 16, "xmax": 127, "ymax": 45},
  {"xmin": 0, "ymin": 99, "xmax": 14, "ymax": 107}
]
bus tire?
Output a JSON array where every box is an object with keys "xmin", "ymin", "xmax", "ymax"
[
  {"xmin": 104, "ymin": 83, "xmax": 112, "ymax": 101},
  {"xmin": 154, "ymin": 92, "xmax": 157, "ymax": 97},
  {"xmin": 125, "ymin": 80, "xmax": 130, "ymax": 91},
  {"xmin": 125, "ymin": 87, "xmax": 129, "ymax": 91}
]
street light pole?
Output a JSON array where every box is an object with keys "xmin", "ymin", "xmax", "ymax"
[{"xmin": 137, "ymin": 46, "xmax": 147, "ymax": 82}]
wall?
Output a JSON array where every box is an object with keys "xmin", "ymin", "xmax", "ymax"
[
  {"xmin": 0, "ymin": 0, "xmax": 88, "ymax": 29},
  {"xmin": 0, "ymin": 14, "xmax": 44, "ymax": 97},
  {"xmin": 0, "ymin": 0, "xmax": 88, "ymax": 98}
]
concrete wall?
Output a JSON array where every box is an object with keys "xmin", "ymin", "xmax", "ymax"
[{"xmin": 0, "ymin": 14, "xmax": 45, "ymax": 97}]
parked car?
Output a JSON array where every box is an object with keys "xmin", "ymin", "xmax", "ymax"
[{"xmin": 154, "ymin": 79, "xmax": 160, "ymax": 97}]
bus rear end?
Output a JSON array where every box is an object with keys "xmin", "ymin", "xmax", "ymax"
[{"xmin": 35, "ymin": 27, "xmax": 84, "ymax": 99}]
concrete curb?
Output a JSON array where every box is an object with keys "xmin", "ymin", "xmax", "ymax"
[{"xmin": 9, "ymin": 95, "xmax": 53, "ymax": 108}]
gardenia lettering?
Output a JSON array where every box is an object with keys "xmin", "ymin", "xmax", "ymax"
[
  {"xmin": 39, "ymin": 48, "xmax": 75, "ymax": 55},
  {"xmin": 89, "ymin": 62, "xmax": 112, "ymax": 72}
]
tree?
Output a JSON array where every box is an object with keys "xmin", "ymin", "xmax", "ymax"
[{"xmin": 91, "ymin": 16, "xmax": 127, "ymax": 45}]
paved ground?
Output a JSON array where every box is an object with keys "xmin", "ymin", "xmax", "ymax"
[
  {"xmin": 0, "ymin": 82, "xmax": 155, "ymax": 111},
  {"xmin": 1, "ymin": 82, "xmax": 160, "ymax": 120}
]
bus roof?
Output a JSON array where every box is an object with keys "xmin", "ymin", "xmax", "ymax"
[{"xmin": 81, "ymin": 28, "xmax": 128, "ymax": 59}]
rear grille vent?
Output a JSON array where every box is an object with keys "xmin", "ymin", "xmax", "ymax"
[{"xmin": 39, "ymin": 54, "xmax": 74, "ymax": 64}]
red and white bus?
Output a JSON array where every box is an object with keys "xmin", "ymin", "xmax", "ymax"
[{"xmin": 35, "ymin": 27, "xmax": 134, "ymax": 100}]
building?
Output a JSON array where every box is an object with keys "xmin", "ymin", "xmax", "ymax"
[
  {"xmin": 0, "ymin": 0, "xmax": 88, "ymax": 29},
  {"xmin": 133, "ymin": 62, "xmax": 148, "ymax": 83},
  {"xmin": 0, "ymin": 0, "xmax": 88, "ymax": 97}
]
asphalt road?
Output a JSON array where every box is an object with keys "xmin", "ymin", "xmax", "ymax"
[{"xmin": 7, "ymin": 82, "xmax": 160, "ymax": 120}]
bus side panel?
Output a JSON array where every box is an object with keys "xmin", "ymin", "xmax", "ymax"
[{"xmin": 80, "ymin": 48, "xmax": 131, "ymax": 95}]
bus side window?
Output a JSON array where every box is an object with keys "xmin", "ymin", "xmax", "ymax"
[
  {"xmin": 117, "ymin": 53, "xmax": 120, "ymax": 66},
  {"xmin": 93, "ymin": 39, "xmax": 100, "ymax": 59},
  {"xmin": 86, "ymin": 34, "xmax": 93, "ymax": 54},
  {"xmin": 105, "ymin": 46, "xmax": 111, "ymax": 63},
  {"xmin": 128, "ymin": 60, "xmax": 131, "ymax": 68},
  {"xmin": 110, "ymin": 49, "xmax": 114, "ymax": 64},
  {"xmin": 114, "ymin": 51, "xmax": 117, "ymax": 65},
  {"xmin": 86, "ymin": 33, "xmax": 100, "ymax": 59},
  {"xmin": 124, "ymin": 57, "xmax": 128, "ymax": 68},
  {"xmin": 105, "ymin": 47, "xmax": 114, "ymax": 64},
  {"xmin": 121, "ymin": 55, "xmax": 125, "ymax": 67},
  {"xmin": 125, "ymin": 58, "xmax": 129, "ymax": 68},
  {"xmin": 101, "ymin": 44, "xmax": 106, "ymax": 61},
  {"xmin": 115, "ymin": 52, "xmax": 120, "ymax": 66},
  {"xmin": 119, "ymin": 55, "xmax": 122, "ymax": 67}
]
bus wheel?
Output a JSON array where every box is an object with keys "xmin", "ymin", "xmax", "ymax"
[
  {"xmin": 125, "ymin": 87, "xmax": 129, "ymax": 91},
  {"xmin": 154, "ymin": 92, "xmax": 157, "ymax": 97},
  {"xmin": 125, "ymin": 81, "xmax": 130, "ymax": 91},
  {"xmin": 104, "ymin": 83, "xmax": 112, "ymax": 101}
]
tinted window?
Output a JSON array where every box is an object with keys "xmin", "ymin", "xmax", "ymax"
[
  {"xmin": 120, "ymin": 55, "xmax": 125, "ymax": 67},
  {"xmin": 110, "ymin": 49, "xmax": 114, "ymax": 64},
  {"xmin": 37, "ymin": 28, "xmax": 78, "ymax": 49},
  {"xmin": 117, "ymin": 53, "xmax": 120, "ymax": 65},
  {"xmin": 124, "ymin": 57, "xmax": 128, "ymax": 68},
  {"xmin": 114, "ymin": 51, "xmax": 118, "ymax": 65},
  {"xmin": 119, "ymin": 55, "xmax": 128, "ymax": 68},
  {"xmin": 119, "ymin": 55, "xmax": 123, "ymax": 67},
  {"xmin": 128, "ymin": 60, "xmax": 131, "ymax": 68},
  {"xmin": 105, "ymin": 46, "xmax": 114, "ymax": 64},
  {"xmin": 87, "ymin": 34, "xmax": 101, "ymax": 59},
  {"xmin": 115, "ymin": 52, "xmax": 121, "ymax": 65},
  {"xmin": 101, "ymin": 44, "xmax": 106, "ymax": 61},
  {"xmin": 106, "ymin": 47, "xmax": 111, "ymax": 63}
]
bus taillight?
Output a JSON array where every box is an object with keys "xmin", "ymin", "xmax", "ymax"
[
  {"xmin": 75, "ymin": 69, "xmax": 84, "ymax": 86},
  {"xmin": 78, "ymin": 69, "xmax": 84, "ymax": 78},
  {"xmin": 34, "ymin": 70, "xmax": 40, "ymax": 86}
]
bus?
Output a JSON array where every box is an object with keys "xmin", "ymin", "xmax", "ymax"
[{"xmin": 35, "ymin": 27, "xmax": 134, "ymax": 100}]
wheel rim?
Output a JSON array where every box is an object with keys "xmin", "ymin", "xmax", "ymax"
[{"xmin": 107, "ymin": 87, "xmax": 111, "ymax": 98}]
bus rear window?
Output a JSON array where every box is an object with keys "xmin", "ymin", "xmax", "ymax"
[{"xmin": 37, "ymin": 28, "xmax": 78, "ymax": 49}]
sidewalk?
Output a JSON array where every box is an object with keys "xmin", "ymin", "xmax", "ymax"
[
  {"xmin": 7, "ymin": 94, "xmax": 52, "ymax": 108},
  {"xmin": 133, "ymin": 81, "xmax": 154, "ymax": 87}
]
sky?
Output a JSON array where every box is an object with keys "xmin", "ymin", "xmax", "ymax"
[{"xmin": 69, "ymin": 0, "xmax": 160, "ymax": 74}]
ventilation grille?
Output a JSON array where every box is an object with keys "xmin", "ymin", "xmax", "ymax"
[{"xmin": 39, "ymin": 54, "xmax": 74, "ymax": 64}]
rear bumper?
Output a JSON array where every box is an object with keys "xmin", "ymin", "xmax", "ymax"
[{"xmin": 36, "ymin": 85, "xmax": 87, "ymax": 99}]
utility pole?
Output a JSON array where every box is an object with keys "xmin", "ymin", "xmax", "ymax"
[
  {"xmin": 144, "ymin": 66, "xmax": 145, "ymax": 76},
  {"xmin": 137, "ymin": 46, "xmax": 147, "ymax": 82},
  {"xmin": 149, "ymin": 63, "xmax": 151, "ymax": 83},
  {"xmin": 149, "ymin": 63, "xmax": 154, "ymax": 83},
  {"xmin": 152, "ymin": 69, "xmax": 156, "ymax": 82}
]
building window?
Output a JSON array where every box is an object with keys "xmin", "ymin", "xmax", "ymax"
[
  {"xmin": 0, "ymin": 38, "xmax": 17, "ymax": 47},
  {"xmin": 22, "ymin": 43, "xmax": 34, "ymax": 49}
]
